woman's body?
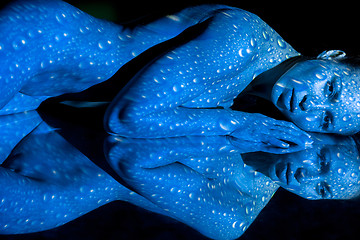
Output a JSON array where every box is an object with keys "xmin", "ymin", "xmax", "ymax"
[
  {"xmin": 104, "ymin": 5, "xmax": 313, "ymax": 149},
  {"xmin": 0, "ymin": 1, "xmax": 312, "ymax": 151}
]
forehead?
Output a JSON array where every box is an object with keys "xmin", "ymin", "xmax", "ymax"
[
  {"xmin": 325, "ymin": 145, "xmax": 360, "ymax": 198},
  {"xmin": 331, "ymin": 82, "xmax": 360, "ymax": 134},
  {"xmin": 317, "ymin": 60, "xmax": 360, "ymax": 133},
  {"xmin": 331, "ymin": 97, "xmax": 360, "ymax": 134}
]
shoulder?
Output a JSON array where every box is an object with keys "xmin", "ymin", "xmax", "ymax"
[
  {"xmin": 196, "ymin": 5, "xmax": 299, "ymax": 64},
  {"xmin": 196, "ymin": 5, "xmax": 270, "ymax": 33},
  {"xmin": 188, "ymin": 5, "xmax": 277, "ymax": 52}
]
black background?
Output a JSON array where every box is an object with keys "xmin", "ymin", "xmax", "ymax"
[{"xmin": 2, "ymin": 0, "xmax": 360, "ymax": 239}]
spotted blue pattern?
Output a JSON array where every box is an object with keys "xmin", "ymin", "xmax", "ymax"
[
  {"xmin": 105, "ymin": 136, "xmax": 279, "ymax": 239},
  {"xmin": 106, "ymin": 133, "xmax": 360, "ymax": 239},
  {"xmin": 0, "ymin": 0, "xmax": 312, "ymax": 151},
  {"xmin": 1, "ymin": 0, "xmax": 360, "ymax": 239},
  {"xmin": 1, "ymin": 123, "xmax": 360, "ymax": 239},
  {"xmin": 103, "ymin": 4, "xmax": 315, "ymax": 151},
  {"xmin": 0, "ymin": 122, "xmax": 168, "ymax": 234},
  {"xmin": 0, "ymin": 0, "xmax": 193, "ymax": 109}
]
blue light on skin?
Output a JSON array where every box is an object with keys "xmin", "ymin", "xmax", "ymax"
[
  {"xmin": 0, "ymin": 0, "xmax": 207, "ymax": 109},
  {"xmin": 103, "ymin": 4, "xmax": 314, "ymax": 151},
  {"xmin": 243, "ymin": 133, "xmax": 360, "ymax": 200},
  {"xmin": 1, "ymin": 0, "xmax": 359, "ymax": 151},
  {"xmin": 0, "ymin": 122, "xmax": 171, "ymax": 235},
  {"xmin": 106, "ymin": 135, "xmax": 280, "ymax": 240},
  {"xmin": 2, "ymin": 129, "xmax": 360, "ymax": 238},
  {"xmin": 0, "ymin": 110, "xmax": 42, "ymax": 164},
  {"xmin": 272, "ymin": 56, "xmax": 360, "ymax": 135},
  {"xmin": 106, "ymin": 133, "xmax": 360, "ymax": 239}
]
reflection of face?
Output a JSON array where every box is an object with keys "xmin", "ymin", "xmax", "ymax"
[
  {"xmin": 267, "ymin": 135, "xmax": 360, "ymax": 200},
  {"xmin": 271, "ymin": 60, "xmax": 360, "ymax": 135}
]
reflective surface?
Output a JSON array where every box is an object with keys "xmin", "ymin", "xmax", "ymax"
[
  {"xmin": 1, "ymin": 113, "xmax": 360, "ymax": 239},
  {"xmin": 1, "ymin": 0, "xmax": 360, "ymax": 240}
]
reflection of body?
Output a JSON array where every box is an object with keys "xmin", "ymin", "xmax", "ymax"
[
  {"xmin": 107, "ymin": 136, "xmax": 279, "ymax": 240},
  {"xmin": 0, "ymin": 121, "xmax": 170, "ymax": 234},
  {"xmin": 241, "ymin": 133, "xmax": 360, "ymax": 200},
  {"xmin": 1, "ymin": 117, "xmax": 360, "ymax": 239},
  {"xmin": 107, "ymin": 133, "xmax": 360, "ymax": 239}
]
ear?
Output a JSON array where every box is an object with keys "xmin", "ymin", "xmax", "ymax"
[{"xmin": 317, "ymin": 50, "xmax": 346, "ymax": 60}]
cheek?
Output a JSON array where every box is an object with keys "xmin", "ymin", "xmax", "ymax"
[
  {"xmin": 288, "ymin": 112, "xmax": 323, "ymax": 132},
  {"xmin": 334, "ymin": 113, "xmax": 360, "ymax": 134},
  {"xmin": 287, "ymin": 185, "xmax": 320, "ymax": 200}
]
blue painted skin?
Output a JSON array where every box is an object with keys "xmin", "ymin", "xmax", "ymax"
[
  {"xmin": 106, "ymin": 136, "xmax": 280, "ymax": 240},
  {"xmin": 241, "ymin": 133, "xmax": 360, "ymax": 200},
  {"xmin": 272, "ymin": 52, "xmax": 360, "ymax": 135},
  {"xmin": 106, "ymin": 133, "xmax": 360, "ymax": 239},
  {"xmin": 104, "ymin": 5, "xmax": 314, "ymax": 152},
  {"xmin": 1, "ymin": 1, "xmax": 360, "ymax": 238},
  {"xmin": 0, "ymin": 121, "xmax": 171, "ymax": 235},
  {"xmin": 0, "ymin": 111, "xmax": 42, "ymax": 163},
  {"xmin": 0, "ymin": 0, "xmax": 187, "ymax": 113},
  {"xmin": 3, "ymin": 0, "xmax": 360, "ymax": 150},
  {"xmin": 3, "ymin": 0, "xmax": 354, "ymax": 152},
  {"xmin": 1, "ymin": 119, "xmax": 359, "ymax": 239}
]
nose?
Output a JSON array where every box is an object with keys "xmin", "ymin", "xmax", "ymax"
[
  {"xmin": 299, "ymin": 95, "xmax": 328, "ymax": 111},
  {"xmin": 294, "ymin": 167, "xmax": 322, "ymax": 183},
  {"xmin": 294, "ymin": 167, "xmax": 307, "ymax": 183}
]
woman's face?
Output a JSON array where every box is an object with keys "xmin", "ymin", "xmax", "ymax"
[
  {"xmin": 271, "ymin": 59, "xmax": 360, "ymax": 134},
  {"xmin": 266, "ymin": 134, "xmax": 360, "ymax": 200}
]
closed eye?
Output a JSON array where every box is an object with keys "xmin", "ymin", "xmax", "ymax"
[
  {"xmin": 320, "ymin": 111, "xmax": 333, "ymax": 130},
  {"xmin": 316, "ymin": 181, "xmax": 332, "ymax": 199},
  {"xmin": 317, "ymin": 147, "xmax": 330, "ymax": 174},
  {"xmin": 324, "ymin": 76, "xmax": 342, "ymax": 102}
]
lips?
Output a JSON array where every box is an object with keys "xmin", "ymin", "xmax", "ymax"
[
  {"xmin": 275, "ymin": 162, "xmax": 292, "ymax": 185},
  {"xmin": 272, "ymin": 162, "xmax": 301, "ymax": 187},
  {"xmin": 276, "ymin": 88, "xmax": 297, "ymax": 113}
]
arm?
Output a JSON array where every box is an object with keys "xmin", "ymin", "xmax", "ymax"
[
  {"xmin": 106, "ymin": 136, "xmax": 279, "ymax": 240},
  {"xmin": 105, "ymin": 8, "xmax": 312, "ymax": 150}
]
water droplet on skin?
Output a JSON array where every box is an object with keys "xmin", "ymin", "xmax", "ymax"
[
  {"xmin": 98, "ymin": 40, "xmax": 112, "ymax": 51},
  {"xmin": 250, "ymin": 38, "xmax": 256, "ymax": 48},
  {"xmin": 12, "ymin": 36, "xmax": 26, "ymax": 50},
  {"xmin": 232, "ymin": 221, "xmax": 239, "ymax": 228},
  {"xmin": 262, "ymin": 30, "xmax": 269, "ymax": 41},
  {"xmin": 79, "ymin": 26, "xmax": 90, "ymax": 34},
  {"xmin": 343, "ymin": 115, "xmax": 351, "ymax": 122},
  {"xmin": 54, "ymin": 35, "xmax": 61, "ymax": 42},
  {"xmin": 55, "ymin": 12, "xmax": 68, "ymax": 24},
  {"xmin": 131, "ymin": 50, "xmax": 137, "ymax": 57},
  {"xmin": 245, "ymin": 205, "xmax": 252, "ymax": 215},
  {"xmin": 315, "ymin": 73, "xmax": 325, "ymax": 80},
  {"xmin": 27, "ymin": 29, "xmax": 42, "ymax": 39},
  {"xmin": 78, "ymin": 61, "xmax": 95, "ymax": 69},
  {"xmin": 172, "ymin": 85, "xmax": 179, "ymax": 92},
  {"xmin": 337, "ymin": 168, "xmax": 346, "ymax": 176},
  {"xmin": 238, "ymin": 48, "xmax": 252, "ymax": 58},
  {"xmin": 277, "ymin": 38, "xmax": 286, "ymax": 49}
]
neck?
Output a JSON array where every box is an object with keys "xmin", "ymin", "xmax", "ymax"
[{"xmin": 243, "ymin": 56, "xmax": 309, "ymax": 101}]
